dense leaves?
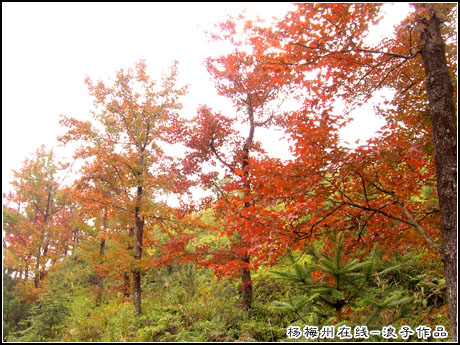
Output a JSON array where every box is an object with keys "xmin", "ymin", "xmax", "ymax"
[{"xmin": 3, "ymin": 3, "xmax": 456, "ymax": 342}]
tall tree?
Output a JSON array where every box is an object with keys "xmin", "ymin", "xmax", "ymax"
[
  {"xmin": 243, "ymin": 3, "xmax": 457, "ymax": 339},
  {"xmin": 3, "ymin": 146, "xmax": 75, "ymax": 296},
  {"xmin": 59, "ymin": 60, "xmax": 187, "ymax": 315},
  {"xmin": 414, "ymin": 6, "xmax": 457, "ymax": 339},
  {"xmin": 176, "ymin": 19, "xmax": 288, "ymax": 310},
  {"xmin": 66, "ymin": 159, "xmax": 123, "ymax": 300}
]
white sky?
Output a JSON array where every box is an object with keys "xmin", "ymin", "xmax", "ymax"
[{"xmin": 2, "ymin": 2, "xmax": 411, "ymax": 195}]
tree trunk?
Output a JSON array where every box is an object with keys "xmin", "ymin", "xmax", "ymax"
[
  {"xmin": 241, "ymin": 255, "xmax": 252, "ymax": 310},
  {"xmin": 25, "ymin": 258, "xmax": 30, "ymax": 281},
  {"xmin": 132, "ymin": 268, "xmax": 141, "ymax": 315},
  {"xmin": 239, "ymin": 96, "xmax": 255, "ymax": 311},
  {"xmin": 34, "ymin": 248, "xmax": 41, "ymax": 288},
  {"xmin": 133, "ymin": 186, "xmax": 144, "ymax": 315},
  {"xmin": 418, "ymin": 7, "xmax": 457, "ymax": 341},
  {"xmin": 335, "ymin": 307, "xmax": 342, "ymax": 323},
  {"xmin": 124, "ymin": 227, "xmax": 134, "ymax": 297},
  {"xmin": 97, "ymin": 215, "xmax": 107, "ymax": 303},
  {"xmin": 123, "ymin": 272, "xmax": 131, "ymax": 298}
]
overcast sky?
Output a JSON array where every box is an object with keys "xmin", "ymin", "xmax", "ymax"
[{"xmin": 2, "ymin": 2, "xmax": 411, "ymax": 195}]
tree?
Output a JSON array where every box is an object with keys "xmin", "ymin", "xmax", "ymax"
[
  {"xmin": 414, "ymin": 6, "xmax": 457, "ymax": 340},
  {"xmin": 59, "ymin": 60, "xmax": 187, "ymax": 315},
  {"xmin": 240, "ymin": 3, "xmax": 456, "ymax": 339},
  {"xmin": 175, "ymin": 19, "xmax": 290, "ymax": 310},
  {"xmin": 3, "ymin": 272, "xmax": 32, "ymax": 341},
  {"xmin": 272, "ymin": 229, "xmax": 412, "ymax": 329},
  {"xmin": 3, "ymin": 146, "xmax": 76, "ymax": 294},
  {"xmin": 66, "ymin": 164, "xmax": 123, "ymax": 300}
]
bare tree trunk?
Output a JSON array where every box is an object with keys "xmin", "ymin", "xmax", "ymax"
[
  {"xmin": 123, "ymin": 272, "xmax": 131, "ymax": 297},
  {"xmin": 124, "ymin": 227, "xmax": 134, "ymax": 298},
  {"xmin": 97, "ymin": 215, "xmax": 107, "ymax": 303},
  {"xmin": 132, "ymin": 268, "xmax": 141, "ymax": 315},
  {"xmin": 24, "ymin": 258, "xmax": 29, "ymax": 282},
  {"xmin": 34, "ymin": 248, "xmax": 41, "ymax": 288},
  {"xmin": 33, "ymin": 206, "xmax": 41, "ymax": 288},
  {"xmin": 133, "ymin": 186, "xmax": 144, "ymax": 315},
  {"xmin": 418, "ymin": 6, "xmax": 457, "ymax": 341},
  {"xmin": 241, "ymin": 255, "xmax": 252, "ymax": 310},
  {"xmin": 240, "ymin": 96, "xmax": 255, "ymax": 311}
]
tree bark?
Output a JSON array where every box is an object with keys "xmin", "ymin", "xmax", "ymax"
[
  {"xmin": 97, "ymin": 215, "xmax": 107, "ymax": 303},
  {"xmin": 132, "ymin": 268, "xmax": 141, "ymax": 315},
  {"xmin": 418, "ymin": 7, "xmax": 457, "ymax": 341},
  {"xmin": 240, "ymin": 95, "xmax": 256, "ymax": 311},
  {"xmin": 241, "ymin": 255, "xmax": 252, "ymax": 310},
  {"xmin": 133, "ymin": 185, "xmax": 144, "ymax": 315},
  {"xmin": 124, "ymin": 227, "xmax": 134, "ymax": 298},
  {"xmin": 34, "ymin": 252, "xmax": 40, "ymax": 288}
]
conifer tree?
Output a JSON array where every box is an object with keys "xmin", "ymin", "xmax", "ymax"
[{"xmin": 272, "ymin": 229, "xmax": 413, "ymax": 327}]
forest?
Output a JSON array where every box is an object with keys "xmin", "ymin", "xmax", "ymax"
[{"xmin": 3, "ymin": 3, "xmax": 457, "ymax": 342}]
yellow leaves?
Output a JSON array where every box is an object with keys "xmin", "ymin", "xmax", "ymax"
[
  {"xmin": 135, "ymin": 59, "xmax": 149, "ymax": 83},
  {"xmin": 58, "ymin": 115, "xmax": 96, "ymax": 146}
]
